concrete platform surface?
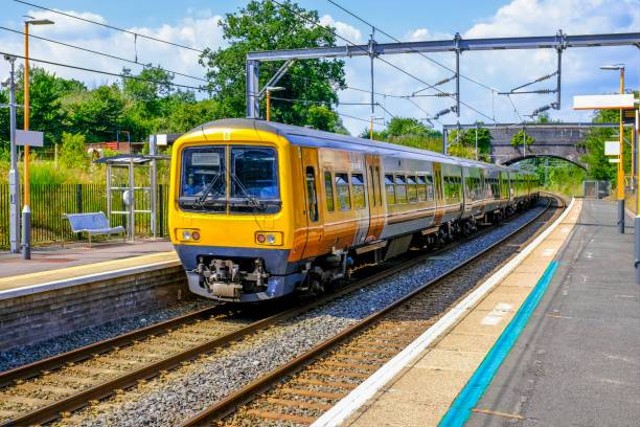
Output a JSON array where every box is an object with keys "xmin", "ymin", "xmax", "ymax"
[
  {"xmin": 340, "ymin": 199, "xmax": 639, "ymax": 427},
  {"xmin": 467, "ymin": 199, "xmax": 640, "ymax": 427},
  {"xmin": 0, "ymin": 240, "xmax": 177, "ymax": 292}
]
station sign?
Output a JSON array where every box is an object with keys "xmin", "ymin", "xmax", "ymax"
[
  {"xmin": 609, "ymin": 158, "xmax": 620, "ymax": 163},
  {"xmin": 573, "ymin": 94, "xmax": 635, "ymax": 110},
  {"xmin": 16, "ymin": 130, "xmax": 44, "ymax": 147},
  {"xmin": 604, "ymin": 141, "xmax": 620, "ymax": 156}
]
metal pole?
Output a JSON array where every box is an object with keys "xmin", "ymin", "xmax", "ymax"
[
  {"xmin": 128, "ymin": 157, "xmax": 135, "ymax": 241},
  {"xmin": 475, "ymin": 124, "xmax": 478, "ymax": 161},
  {"xmin": 369, "ymin": 28, "xmax": 375, "ymax": 116},
  {"xmin": 618, "ymin": 67, "xmax": 625, "ymax": 233},
  {"xmin": 5, "ymin": 55, "xmax": 20, "ymax": 253},
  {"xmin": 22, "ymin": 22, "xmax": 31, "ymax": 259},
  {"xmin": 149, "ymin": 137, "xmax": 157, "ymax": 238},
  {"xmin": 246, "ymin": 59, "xmax": 259, "ymax": 118},
  {"xmin": 635, "ymin": 106, "xmax": 640, "ymax": 284},
  {"xmin": 266, "ymin": 89, "xmax": 271, "ymax": 121}
]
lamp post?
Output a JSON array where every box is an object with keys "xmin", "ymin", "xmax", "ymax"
[
  {"xmin": 369, "ymin": 115, "xmax": 383, "ymax": 140},
  {"xmin": 600, "ymin": 64, "xmax": 625, "ymax": 234},
  {"xmin": 2, "ymin": 54, "xmax": 20, "ymax": 253},
  {"xmin": 22, "ymin": 17, "xmax": 54, "ymax": 259},
  {"xmin": 264, "ymin": 86, "xmax": 284, "ymax": 121}
]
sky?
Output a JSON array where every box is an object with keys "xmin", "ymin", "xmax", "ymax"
[{"xmin": 0, "ymin": 0, "xmax": 639, "ymax": 136}]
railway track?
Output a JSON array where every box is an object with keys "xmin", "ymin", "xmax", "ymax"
[
  {"xmin": 0, "ymin": 196, "xmax": 561, "ymax": 426},
  {"xmin": 183, "ymin": 195, "xmax": 563, "ymax": 426}
]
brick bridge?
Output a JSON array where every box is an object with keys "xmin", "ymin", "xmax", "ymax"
[{"xmin": 444, "ymin": 123, "xmax": 620, "ymax": 169}]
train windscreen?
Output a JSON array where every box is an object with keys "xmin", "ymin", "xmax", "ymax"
[{"xmin": 178, "ymin": 145, "xmax": 281, "ymax": 214}]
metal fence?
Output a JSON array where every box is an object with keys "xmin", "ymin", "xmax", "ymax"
[
  {"xmin": 583, "ymin": 180, "xmax": 611, "ymax": 199},
  {"xmin": 0, "ymin": 184, "xmax": 169, "ymax": 249}
]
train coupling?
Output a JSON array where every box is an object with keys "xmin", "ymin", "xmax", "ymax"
[{"xmin": 194, "ymin": 258, "xmax": 269, "ymax": 299}]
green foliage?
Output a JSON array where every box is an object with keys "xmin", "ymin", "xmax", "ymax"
[
  {"xmin": 29, "ymin": 161, "xmax": 77, "ymax": 185},
  {"xmin": 448, "ymin": 125, "xmax": 492, "ymax": 160},
  {"xmin": 359, "ymin": 117, "xmax": 443, "ymax": 151},
  {"xmin": 63, "ymin": 84, "xmax": 125, "ymax": 143},
  {"xmin": 200, "ymin": 0, "xmax": 346, "ymax": 131},
  {"xmin": 511, "ymin": 129, "xmax": 535, "ymax": 148},
  {"xmin": 60, "ymin": 132, "xmax": 88, "ymax": 169}
]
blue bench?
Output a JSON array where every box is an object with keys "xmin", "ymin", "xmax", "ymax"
[{"xmin": 64, "ymin": 212, "xmax": 125, "ymax": 247}]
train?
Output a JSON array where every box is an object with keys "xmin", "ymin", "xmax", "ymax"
[{"xmin": 169, "ymin": 118, "xmax": 540, "ymax": 303}]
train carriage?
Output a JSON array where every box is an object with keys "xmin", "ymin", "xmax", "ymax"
[{"xmin": 169, "ymin": 118, "xmax": 539, "ymax": 302}]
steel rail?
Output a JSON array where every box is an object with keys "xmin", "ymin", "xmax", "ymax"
[
  {"xmin": 0, "ymin": 305, "xmax": 222, "ymax": 388},
  {"xmin": 0, "ymin": 226, "xmax": 473, "ymax": 426},
  {"xmin": 181, "ymin": 196, "xmax": 560, "ymax": 426}
]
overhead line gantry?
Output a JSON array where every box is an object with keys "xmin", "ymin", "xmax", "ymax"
[{"xmin": 246, "ymin": 31, "xmax": 640, "ymax": 119}]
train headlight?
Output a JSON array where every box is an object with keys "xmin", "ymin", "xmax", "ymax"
[
  {"xmin": 177, "ymin": 228, "xmax": 201, "ymax": 242},
  {"xmin": 255, "ymin": 231, "xmax": 283, "ymax": 246}
]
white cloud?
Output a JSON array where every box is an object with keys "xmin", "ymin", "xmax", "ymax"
[{"xmin": 319, "ymin": 14, "xmax": 363, "ymax": 43}]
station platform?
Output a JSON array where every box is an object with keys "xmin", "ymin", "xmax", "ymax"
[
  {"xmin": 315, "ymin": 199, "xmax": 639, "ymax": 427},
  {"xmin": 0, "ymin": 239, "xmax": 178, "ymax": 297}
]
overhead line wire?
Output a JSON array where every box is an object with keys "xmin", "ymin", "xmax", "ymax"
[
  {"xmin": 0, "ymin": 49, "xmax": 209, "ymax": 92},
  {"xmin": 0, "ymin": 26, "xmax": 207, "ymax": 82},
  {"xmin": 271, "ymin": 0, "xmax": 495, "ymax": 123},
  {"xmin": 325, "ymin": 0, "xmax": 496, "ymax": 93},
  {"xmin": 14, "ymin": 0, "xmax": 204, "ymax": 53}
]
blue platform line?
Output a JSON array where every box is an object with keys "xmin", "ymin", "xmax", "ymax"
[{"xmin": 439, "ymin": 260, "xmax": 559, "ymax": 427}]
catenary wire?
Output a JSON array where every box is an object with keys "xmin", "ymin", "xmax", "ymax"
[
  {"xmin": 14, "ymin": 0, "xmax": 204, "ymax": 53},
  {"xmin": 0, "ymin": 49, "xmax": 209, "ymax": 92},
  {"xmin": 325, "ymin": 0, "xmax": 497, "ymax": 92},
  {"xmin": 271, "ymin": 0, "xmax": 496, "ymax": 123},
  {"xmin": 0, "ymin": 26, "xmax": 207, "ymax": 82}
]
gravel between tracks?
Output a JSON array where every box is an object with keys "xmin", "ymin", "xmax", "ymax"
[
  {"xmin": 54, "ymin": 204, "xmax": 550, "ymax": 426},
  {"xmin": 0, "ymin": 300, "xmax": 217, "ymax": 373}
]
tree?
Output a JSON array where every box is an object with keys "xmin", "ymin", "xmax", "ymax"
[
  {"xmin": 199, "ymin": 0, "xmax": 346, "ymax": 131},
  {"xmin": 63, "ymin": 84, "xmax": 125, "ymax": 142},
  {"xmin": 511, "ymin": 129, "xmax": 535, "ymax": 148}
]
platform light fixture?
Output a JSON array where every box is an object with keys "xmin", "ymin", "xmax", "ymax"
[{"xmin": 599, "ymin": 63, "xmax": 625, "ymax": 234}]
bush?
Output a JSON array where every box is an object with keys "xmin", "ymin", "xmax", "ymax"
[{"xmin": 60, "ymin": 132, "xmax": 89, "ymax": 169}]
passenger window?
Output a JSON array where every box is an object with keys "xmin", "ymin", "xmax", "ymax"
[
  {"xmin": 385, "ymin": 174, "xmax": 395, "ymax": 205},
  {"xmin": 306, "ymin": 167, "xmax": 318, "ymax": 222},
  {"xmin": 416, "ymin": 176, "xmax": 427, "ymax": 201},
  {"xmin": 407, "ymin": 176, "xmax": 418, "ymax": 203},
  {"xmin": 335, "ymin": 173, "xmax": 351, "ymax": 211},
  {"xmin": 351, "ymin": 173, "xmax": 366, "ymax": 209},
  {"xmin": 324, "ymin": 171, "xmax": 335, "ymax": 212},
  {"xmin": 426, "ymin": 174, "xmax": 434, "ymax": 201},
  {"xmin": 395, "ymin": 175, "xmax": 407, "ymax": 204}
]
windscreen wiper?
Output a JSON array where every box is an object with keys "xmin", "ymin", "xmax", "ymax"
[
  {"xmin": 230, "ymin": 173, "xmax": 265, "ymax": 210},
  {"xmin": 197, "ymin": 173, "xmax": 223, "ymax": 205}
]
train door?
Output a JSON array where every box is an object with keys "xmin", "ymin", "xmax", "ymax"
[
  {"xmin": 432, "ymin": 162, "xmax": 444, "ymax": 225},
  {"xmin": 300, "ymin": 148, "xmax": 323, "ymax": 260},
  {"xmin": 365, "ymin": 155, "xmax": 384, "ymax": 242}
]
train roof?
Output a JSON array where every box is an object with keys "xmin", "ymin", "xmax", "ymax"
[
  {"xmin": 194, "ymin": 118, "xmax": 461, "ymax": 165},
  {"xmin": 189, "ymin": 118, "xmax": 523, "ymax": 173}
]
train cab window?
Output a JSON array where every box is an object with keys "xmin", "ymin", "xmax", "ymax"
[
  {"xmin": 351, "ymin": 173, "xmax": 366, "ymax": 209},
  {"xmin": 179, "ymin": 147, "xmax": 226, "ymax": 212},
  {"xmin": 407, "ymin": 176, "xmax": 418, "ymax": 203},
  {"xmin": 229, "ymin": 147, "xmax": 280, "ymax": 213},
  {"xmin": 416, "ymin": 176, "xmax": 427, "ymax": 201},
  {"xmin": 335, "ymin": 173, "xmax": 351, "ymax": 211},
  {"xmin": 385, "ymin": 174, "xmax": 395, "ymax": 205},
  {"xmin": 306, "ymin": 167, "xmax": 319, "ymax": 222},
  {"xmin": 426, "ymin": 174, "xmax": 435, "ymax": 201},
  {"xmin": 395, "ymin": 175, "xmax": 408, "ymax": 204},
  {"xmin": 324, "ymin": 171, "xmax": 335, "ymax": 212}
]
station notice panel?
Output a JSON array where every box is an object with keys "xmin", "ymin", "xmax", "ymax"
[
  {"xmin": 16, "ymin": 130, "xmax": 44, "ymax": 147},
  {"xmin": 573, "ymin": 94, "xmax": 635, "ymax": 110}
]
